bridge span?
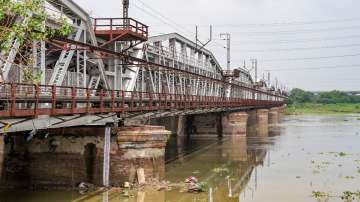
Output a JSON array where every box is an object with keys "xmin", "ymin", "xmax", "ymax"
[{"xmin": 0, "ymin": 0, "xmax": 286, "ymax": 188}]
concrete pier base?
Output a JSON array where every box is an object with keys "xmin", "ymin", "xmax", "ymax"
[
  {"xmin": 269, "ymin": 108, "xmax": 279, "ymax": 125},
  {"xmin": 223, "ymin": 112, "xmax": 249, "ymax": 136},
  {"xmin": 1, "ymin": 126, "xmax": 170, "ymax": 188},
  {"xmin": 247, "ymin": 109, "xmax": 269, "ymax": 137},
  {"xmin": 116, "ymin": 126, "xmax": 171, "ymax": 183},
  {"xmin": 257, "ymin": 109, "xmax": 269, "ymax": 126}
]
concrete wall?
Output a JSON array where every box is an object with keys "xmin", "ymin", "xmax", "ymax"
[
  {"xmin": 1, "ymin": 126, "xmax": 170, "ymax": 188},
  {"xmin": 150, "ymin": 116, "xmax": 186, "ymax": 136}
]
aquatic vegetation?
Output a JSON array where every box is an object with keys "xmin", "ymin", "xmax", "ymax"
[
  {"xmin": 212, "ymin": 167, "xmax": 230, "ymax": 174},
  {"xmin": 338, "ymin": 152, "xmax": 348, "ymax": 157},
  {"xmin": 340, "ymin": 191, "xmax": 356, "ymax": 202},
  {"xmin": 312, "ymin": 191, "xmax": 330, "ymax": 201},
  {"xmin": 344, "ymin": 176, "xmax": 355, "ymax": 180}
]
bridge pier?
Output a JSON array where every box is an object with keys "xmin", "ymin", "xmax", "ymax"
[
  {"xmin": 0, "ymin": 126, "xmax": 170, "ymax": 188},
  {"xmin": 269, "ymin": 107, "xmax": 280, "ymax": 125},
  {"xmin": 116, "ymin": 126, "xmax": 171, "ymax": 183},
  {"xmin": 222, "ymin": 112, "xmax": 249, "ymax": 136},
  {"xmin": 247, "ymin": 109, "xmax": 269, "ymax": 137}
]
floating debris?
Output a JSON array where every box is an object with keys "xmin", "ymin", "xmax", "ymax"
[
  {"xmin": 184, "ymin": 176, "xmax": 207, "ymax": 193},
  {"xmin": 213, "ymin": 167, "xmax": 230, "ymax": 174}
]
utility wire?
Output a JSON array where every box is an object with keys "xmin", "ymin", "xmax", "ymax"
[
  {"xmin": 132, "ymin": 0, "xmax": 226, "ymax": 49},
  {"xmin": 232, "ymin": 25, "xmax": 360, "ymax": 35},
  {"xmin": 236, "ymin": 43, "xmax": 360, "ymax": 52},
  {"xmin": 215, "ymin": 35, "xmax": 360, "ymax": 45},
  {"xmin": 184, "ymin": 18, "xmax": 360, "ymax": 27},
  {"xmin": 265, "ymin": 64, "xmax": 360, "ymax": 71},
  {"xmin": 232, "ymin": 53, "xmax": 360, "ymax": 62},
  {"xmin": 134, "ymin": 0, "xmax": 194, "ymax": 35},
  {"xmin": 131, "ymin": 3, "xmax": 188, "ymax": 36}
]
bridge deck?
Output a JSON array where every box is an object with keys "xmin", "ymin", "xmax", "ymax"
[{"xmin": 0, "ymin": 83, "xmax": 283, "ymax": 118}]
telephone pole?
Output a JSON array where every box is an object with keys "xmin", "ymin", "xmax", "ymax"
[{"xmin": 220, "ymin": 33, "xmax": 231, "ymax": 71}]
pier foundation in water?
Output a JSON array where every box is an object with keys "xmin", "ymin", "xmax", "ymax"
[{"xmin": 0, "ymin": 126, "xmax": 170, "ymax": 188}]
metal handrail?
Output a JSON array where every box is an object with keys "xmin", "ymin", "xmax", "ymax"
[{"xmin": 0, "ymin": 83, "xmax": 285, "ymax": 118}]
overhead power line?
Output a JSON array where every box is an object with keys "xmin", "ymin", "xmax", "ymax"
[
  {"xmin": 200, "ymin": 18, "xmax": 360, "ymax": 27},
  {"xmin": 131, "ymin": 3, "xmax": 187, "ymax": 36},
  {"xmin": 150, "ymin": 18, "xmax": 360, "ymax": 27},
  {"xmin": 231, "ymin": 53, "xmax": 360, "ymax": 62},
  {"xmin": 216, "ymin": 35, "xmax": 360, "ymax": 45},
  {"xmin": 132, "ymin": 0, "xmax": 226, "ymax": 49},
  {"xmin": 265, "ymin": 64, "xmax": 360, "ymax": 71},
  {"xmin": 237, "ymin": 43, "xmax": 360, "ymax": 52},
  {"xmin": 232, "ymin": 25, "xmax": 360, "ymax": 35}
]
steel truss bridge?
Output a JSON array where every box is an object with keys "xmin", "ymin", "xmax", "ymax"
[{"xmin": 0, "ymin": 0, "xmax": 285, "ymax": 132}]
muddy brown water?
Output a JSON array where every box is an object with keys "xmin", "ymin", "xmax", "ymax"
[{"xmin": 1, "ymin": 115, "xmax": 360, "ymax": 202}]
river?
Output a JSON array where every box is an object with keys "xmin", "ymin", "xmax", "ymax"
[{"xmin": 1, "ymin": 114, "xmax": 360, "ymax": 202}]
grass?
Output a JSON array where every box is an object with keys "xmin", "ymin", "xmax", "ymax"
[{"xmin": 285, "ymin": 103, "xmax": 360, "ymax": 115}]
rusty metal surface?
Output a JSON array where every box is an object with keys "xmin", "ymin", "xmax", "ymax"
[{"xmin": 0, "ymin": 83, "xmax": 284, "ymax": 118}]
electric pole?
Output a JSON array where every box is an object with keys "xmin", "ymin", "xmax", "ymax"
[
  {"xmin": 251, "ymin": 59, "xmax": 258, "ymax": 83},
  {"xmin": 220, "ymin": 33, "xmax": 231, "ymax": 71},
  {"xmin": 123, "ymin": 0, "xmax": 129, "ymax": 26},
  {"xmin": 267, "ymin": 71, "xmax": 271, "ymax": 87}
]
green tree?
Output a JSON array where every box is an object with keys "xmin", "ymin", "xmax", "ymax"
[
  {"xmin": 287, "ymin": 88, "xmax": 315, "ymax": 104},
  {"xmin": 0, "ymin": 0, "xmax": 72, "ymax": 83},
  {"xmin": 317, "ymin": 91, "xmax": 351, "ymax": 104}
]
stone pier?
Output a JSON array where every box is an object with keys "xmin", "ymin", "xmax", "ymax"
[
  {"xmin": 247, "ymin": 109, "xmax": 269, "ymax": 137},
  {"xmin": 257, "ymin": 109, "xmax": 269, "ymax": 126},
  {"xmin": 1, "ymin": 125, "xmax": 170, "ymax": 188},
  {"xmin": 222, "ymin": 112, "xmax": 249, "ymax": 136},
  {"xmin": 269, "ymin": 107, "xmax": 280, "ymax": 125},
  {"xmin": 116, "ymin": 126, "xmax": 171, "ymax": 183}
]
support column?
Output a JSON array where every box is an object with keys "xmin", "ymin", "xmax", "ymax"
[
  {"xmin": 257, "ymin": 109, "xmax": 269, "ymax": 126},
  {"xmin": 247, "ymin": 110, "xmax": 258, "ymax": 136},
  {"xmin": 247, "ymin": 109, "xmax": 269, "ymax": 137},
  {"xmin": 222, "ymin": 112, "xmax": 249, "ymax": 136},
  {"xmin": 269, "ymin": 107, "xmax": 279, "ymax": 125},
  {"xmin": 176, "ymin": 115, "xmax": 186, "ymax": 136},
  {"xmin": 0, "ymin": 135, "xmax": 4, "ymax": 183},
  {"xmin": 115, "ymin": 126, "xmax": 171, "ymax": 184}
]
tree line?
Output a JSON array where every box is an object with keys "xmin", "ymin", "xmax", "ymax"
[{"xmin": 287, "ymin": 88, "xmax": 360, "ymax": 104}]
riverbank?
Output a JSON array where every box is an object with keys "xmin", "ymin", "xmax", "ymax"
[{"xmin": 286, "ymin": 103, "xmax": 360, "ymax": 115}]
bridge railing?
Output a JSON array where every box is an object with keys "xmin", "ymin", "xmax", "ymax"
[
  {"xmin": 0, "ymin": 83, "xmax": 284, "ymax": 118},
  {"xmin": 93, "ymin": 17, "xmax": 148, "ymax": 39}
]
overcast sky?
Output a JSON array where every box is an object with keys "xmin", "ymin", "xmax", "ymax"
[{"xmin": 76, "ymin": 0, "xmax": 360, "ymax": 91}]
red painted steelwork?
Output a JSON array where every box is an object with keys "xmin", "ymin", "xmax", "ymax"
[
  {"xmin": 93, "ymin": 18, "xmax": 148, "ymax": 42},
  {"xmin": 0, "ymin": 83, "xmax": 284, "ymax": 118}
]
